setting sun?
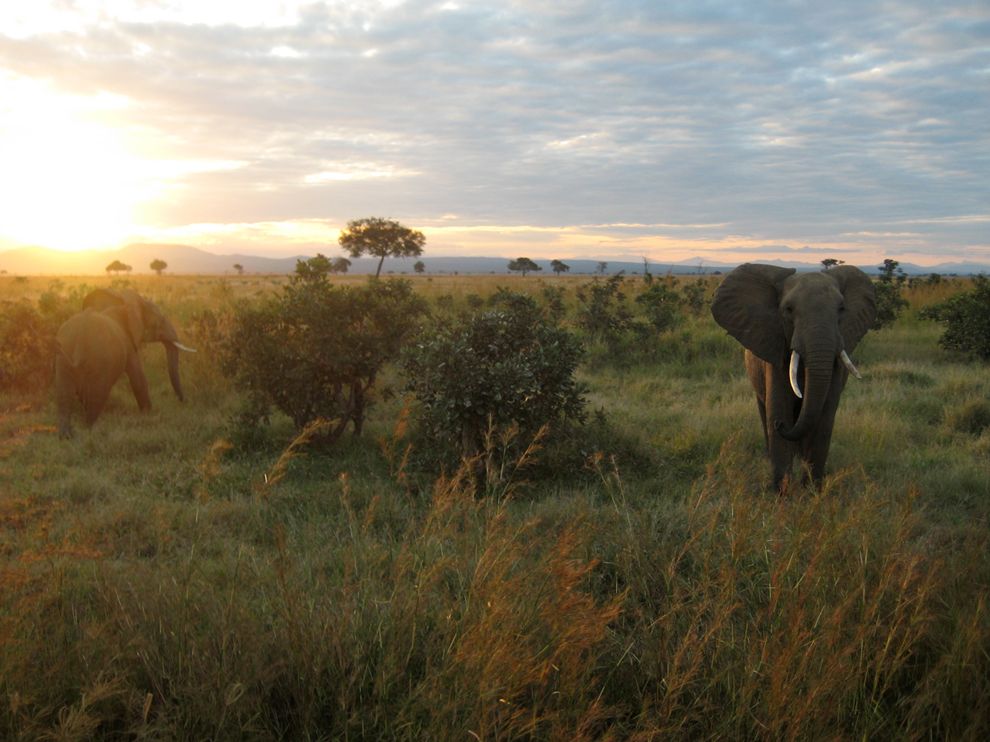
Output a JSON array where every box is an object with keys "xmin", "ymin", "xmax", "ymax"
[{"xmin": 0, "ymin": 78, "xmax": 142, "ymax": 252}]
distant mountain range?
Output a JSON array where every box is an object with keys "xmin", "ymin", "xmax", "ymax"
[{"xmin": 1, "ymin": 243, "xmax": 987, "ymax": 277}]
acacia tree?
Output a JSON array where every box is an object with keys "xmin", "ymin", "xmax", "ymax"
[
  {"xmin": 331, "ymin": 257, "xmax": 351, "ymax": 274},
  {"xmin": 551, "ymin": 259, "xmax": 570, "ymax": 276},
  {"xmin": 338, "ymin": 217, "xmax": 425, "ymax": 278},
  {"xmin": 233, "ymin": 263, "xmax": 244, "ymax": 275},
  {"xmin": 150, "ymin": 259, "xmax": 168, "ymax": 276},
  {"xmin": 105, "ymin": 260, "xmax": 131, "ymax": 276},
  {"xmin": 508, "ymin": 257, "xmax": 541, "ymax": 276},
  {"xmin": 414, "ymin": 260, "xmax": 426, "ymax": 274},
  {"xmin": 821, "ymin": 258, "xmax": 844, "ymax": 271}
]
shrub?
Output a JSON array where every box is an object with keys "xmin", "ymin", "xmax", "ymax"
[
  {"xmin": 873, "ymin": 258, "xmax": 909, "ymax": 329},
  {"xmin": 575, "ymin": 273, "xmax": 633, "ymax": 347},
  {"xmin": 402, "ymin": 291, "xmax": 586, "ymax": 464},
  {"xmin": 919, "ymin": 275, "xmax": 990, "ymax": 360},
  {"xmin": 634, "ymin": 279, "xmax": 683, "ymax": 335},
  {"xmin": 0, "ymin": 283, "xmax": 85, "ymax": 393},
  {"xmin": 221, "ymin": 277, "xmax": 426, "ymax": 442}
]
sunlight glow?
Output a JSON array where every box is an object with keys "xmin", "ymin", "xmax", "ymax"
[{"xmin": 0, "ymin": 79, "xmax": 145, "ymax": 252}]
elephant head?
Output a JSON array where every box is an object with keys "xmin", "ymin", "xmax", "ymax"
[
  {"xmin": 711, "ymin": 264, "xmax": 876, "ymax": 441},
  {"xmin": 82, "ymin": 288, "xmax": 195, "ymax": 401}
]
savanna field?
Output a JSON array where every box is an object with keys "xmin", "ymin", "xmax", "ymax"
[{"xmin": 1, "ymin": 270, "xmax": 988, "ymax": 740}]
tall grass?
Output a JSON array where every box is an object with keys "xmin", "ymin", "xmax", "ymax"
[{"xmin": 1, "ymin": 273, "xmax": 988, "ymax": 738}]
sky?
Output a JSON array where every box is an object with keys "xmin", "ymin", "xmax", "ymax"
[{"xmin": 0, "ymin": 0, "xmax": 988, "ymax": 267}]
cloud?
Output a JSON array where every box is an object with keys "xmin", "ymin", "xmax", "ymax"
[{"xmin": 0, "ymin": 0, "xmax": 987, "ymax": 263}]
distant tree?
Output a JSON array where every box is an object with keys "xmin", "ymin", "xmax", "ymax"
[
  {"xmin": 331, "ymin": 257, "xmax": 351, "ymax": 274},
  {"xmin": 338, "ymin": 217, "xmax": 425, "ymax": 278},
  {"xmin": 596, "ymin": 261, "xmax": 608, "ymax": 275},
  {"xmin": 508, "ymin": 257, "xmax": 541, "ymax": 276},
  {"xmin": 105, "ymin": 260, "xmax": 130, "ymax": 276},
  {"xmin": 414, "ymin": 260, "xmax": 426, "ymax": 274},
  {"xmin": 821, "ymin": 258, "xmax": 844, "ymax": 271},
  {"xmin": 233, "ymin": 263, "xmax": 244, "ymax": 275},
  {"xmin": 150, "ymin": 258, "xmax": 168, "ymax": 276},
  {"xmin": 551, "ymin": 259, "xmax": 570, "ymax": 276},
  {"xmin": 295, "ymin": 253, "xmax": 335, "ymax": 282}
]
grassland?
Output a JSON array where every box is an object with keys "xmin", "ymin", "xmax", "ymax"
[{"xmin": 1, "ymin": 272, "xmax": 988, "ymax": 740}]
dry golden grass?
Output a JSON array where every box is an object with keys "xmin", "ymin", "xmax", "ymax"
[{"xmin": 0, "ymin": 272, "xmax": 987, "ymax": 738}]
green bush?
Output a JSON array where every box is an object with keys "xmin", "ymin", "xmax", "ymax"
[
  {"xmin": 873, "ymin": 258, "xmax": 909, "ymax": 329},
  {"xmin": 402, "ymin": 292, "xmax": 586, "ymax": 464},
  {"xmin": 221, "ymin": 277, "xmax": 425, "ymax": 442},
  {"xmin": 635, "ymin": 279, "xmax": 683, "ymax": 335},
  {"xmin": 575, "ymin": 273, "xmax": 634, "ymax": 347},
  {"xmin": 0, "ymin": 282, "xmax": 85, "ymax": 393},
  {"xmin": 919, "ymin": 275, "xmax": 990, "ymax": 360}
]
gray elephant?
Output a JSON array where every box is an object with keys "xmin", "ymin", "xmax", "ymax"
[
  {"xmin": 55, "ymin": 288, "xmax": 195, "ymax": 439},
  {"xmin": 711, "ymin": 264, "xmax": 877, "ymax": 491}
]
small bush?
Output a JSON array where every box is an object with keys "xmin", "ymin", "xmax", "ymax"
[
  {"xmin": 402, "ymin": 291, "xmax": 586, "ymax": 465},
  {"xmin": 576, "ymin": 273, "xmax": 633, "ymax": 347},
  {"xmin": 873, "ymin": 259, "xmax": 909, "ymax": 329},
  {"xmin": 0, "ymin": 284, "xmax": 83, "ymax": 393},
  {"xmin": 221, "ymin": 277, "xmax": 426, "ymax": 442},
  {"xmin": 919, "ymin": 275, "xmax": 990, "ymax": 360},
  {"xmin": 635, "ymin": 279, "xmax": 684, "ymax": 335}
]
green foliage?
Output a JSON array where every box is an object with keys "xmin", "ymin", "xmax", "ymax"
[
  {"xmin": 550, "ymin": 259, "xmax": 570, "ymax": 275},
  {"xmin": 919, "ymin": 275, "xmax": 990, "ymax": 359},
  {"xmin": 576, "ymin": 273, "xmax": 688, "ymax": 358},
  {"xmin": 0, "ymin": 282, "xmax": 85, "ymax": 393},
  {"xmin": 402, "ymin": 291, "xmax": 586, "ymax": 462},
  {"xmin": 149, "ymin": 258, "xmax": 167, "ymax": 275},
  {"xmin": 635, "ymin": 278, "xmax": 683, "ymax": 335},
  {"xmin": 873, "ymin": 258, "xmax": 909, "ymax": 329},
  {"xmin": 576, "ymin": 273, "xmax": 633, "ymax": 346},
  {"xmin": 221, "ymin": 277, "xmax": 426, "ymax": 441},
  {"xmin": 0, "ymin": 301, "xmax": 56, "ymax": 393},
  {"xmin": 293, "ymin": 253, "xmax": 334, "ymax": 281}
]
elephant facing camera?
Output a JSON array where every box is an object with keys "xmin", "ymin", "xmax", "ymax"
[
  {"xmin": 712, "ymin": 263, "xmax": 877, "ymax": 492},
  {"xmin": 55, "ymin": 288, "xmax": 196, "ymax": 439}
]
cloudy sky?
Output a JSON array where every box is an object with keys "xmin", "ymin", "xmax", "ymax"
[{"xmin": 1, "ymin": 0, "xmax": 988, "ymax": 267}]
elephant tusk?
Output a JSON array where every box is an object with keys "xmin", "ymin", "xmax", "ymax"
[
  {"xmin": 840, "ymin": 350, "xmax": 861, "ymax": 379},
  {"xmin": 173, "ymin": 342, "xmax": 197, "ymax": 353},
  {"xmin": 789, "ymin": 350, "xmax": 803, "ymax": 399}
]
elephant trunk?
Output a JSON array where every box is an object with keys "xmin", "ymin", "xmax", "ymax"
[
  {"xmin": 161, "ymin": 318, "xmax": 185, "ymax": 402},
  {"xmin": 165, "ymin": 342, "xmax": 184, "ymax": 401},
  {"xmin": 776, "ymin": 345, "xmax": 834, "ymax": 441}
]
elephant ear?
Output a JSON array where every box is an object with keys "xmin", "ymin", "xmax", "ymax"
[
  {"xmin": 829, "ymin": 265, "xmax": 877, "ymax": 352},
  {"xmin": 711, "ymin": 263, "xmax": 795, "ymax": 364},
  {"xmin": 83, "ymin": 288, "xmax": 143, "ymax": 349}
]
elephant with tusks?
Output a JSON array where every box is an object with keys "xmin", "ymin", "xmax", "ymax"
[
  {"xmin": 55, "ymin": 288, "xmax": 196, "ymax": 439},
  {"xmin": 712, "ymin": 264, "xmax": 877, "ymax": 492}
]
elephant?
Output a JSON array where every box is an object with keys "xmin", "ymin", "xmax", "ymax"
[
  {"xmin": 711, "ymin": 264, "xmax": 877, "ymax": 492},
  {"xmin": 55, "ymin": 288, "xmax": 196, "ymax": 439}
]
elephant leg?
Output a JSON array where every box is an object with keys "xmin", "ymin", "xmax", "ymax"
[
  {"xmin": 55, "ymin": 353, "xmax": 76, "ymax": 439},
  {"xmin": 124, "ymin": 353, "xmax": 152, "ymax": 411},
  {"xmin": 82, "ymin": 383, "xmax": 113, "ymax": 427}
]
